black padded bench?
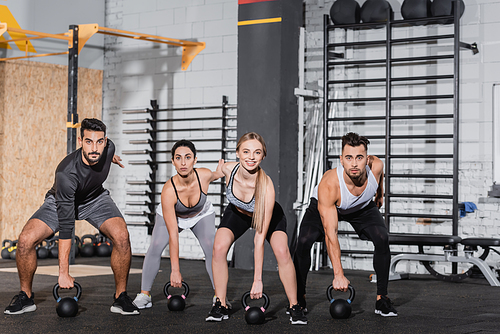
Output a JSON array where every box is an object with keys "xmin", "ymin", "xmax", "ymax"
[{"xmin": 382, "ymin": 234, "xmax": 500, "ymax": 286}]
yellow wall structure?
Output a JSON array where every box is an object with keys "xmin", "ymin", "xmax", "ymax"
[{"xmin": 0, "ymin": 60, "xmax": 103, "ymax": 243}]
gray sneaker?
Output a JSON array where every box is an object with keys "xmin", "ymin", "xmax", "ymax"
[{"xmin": 133, "ymin": 293, "xmax": 152, "ymax": 309}]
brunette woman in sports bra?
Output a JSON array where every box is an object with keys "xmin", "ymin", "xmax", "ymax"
[
  {"xmin": 133, "ymin": 140, "xmax": 223, "ymax": 309},
  {"xmin": 205, "ymin": 132, "xmax": 307, "ymax": 325}
]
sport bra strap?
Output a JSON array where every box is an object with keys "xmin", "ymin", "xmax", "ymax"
[
  {"xmin": 194, "ymin": 169, "xmax": 202, "ymax": 192},
  {"xmin": 170, "ymin": 178, "xmax": 180, "ymax": 199}
]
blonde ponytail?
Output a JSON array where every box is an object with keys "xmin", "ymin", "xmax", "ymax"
[{"xmin": 252, "ymin": 167, "xmax": 268, "ymax": 233}]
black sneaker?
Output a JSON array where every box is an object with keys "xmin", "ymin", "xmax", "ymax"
[
  {"xmin": 375, "ymin": 296, "xmax": 398, "ymax": 317},
  {"xmin": 286, "ymin": 305, "xmax": 308, "ymax": 315},
  {"xmin": 4, "ymin": 291, "xmax": 36, "ymax": 315},
  {"xmin": 110, "ymin": 291, "xmax": 140, "ymax": 315},
  {"xmin": 289, "ymin": 304, "xmax": 308, "ymax": 325},
  {"xmin": 298, "ymin": 295, "xmax": 308, "ymax": 313},
  {"xmin": 206, "ymin": 298, "xmax": 228, "ymax": 322},
  {"xmin": 212, "ymin": 295, "xmax": 232, "ymax": 310}
]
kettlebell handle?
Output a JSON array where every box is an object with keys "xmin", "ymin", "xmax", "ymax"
[
  {"xmin": 81, "ymin": 234, "xmax": 97, "ymax": 244},
  {"xmin": 241, "ymin": 291, "xmax": 270, "ymax": 311},
  {"xmin": 164, "ymin": 281, "xmax": 190, "ymax": 298},
  {"xmin": 53, "ymin": 282, "xmax": 82, "ymax": 302},
  {"xmin": 326, "ymin": 284, "xmax": 355, "ymax": 303}
]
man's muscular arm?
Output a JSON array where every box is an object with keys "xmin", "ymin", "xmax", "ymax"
[
  {"xmin": 369, "ymin": 155, "xmax": 385, "ymax": 208},
  {"xmin": 55, "ymin": 172, "xmax": 77, "ymax": 288},
  {"xmin": 318, "ymin": 171, "xmax": 350, "ymax": 292}
]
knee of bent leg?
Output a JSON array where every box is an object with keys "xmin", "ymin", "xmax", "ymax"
[
  {"xmin": 273, "ymin": 244, "xmax": 291, "ymax": 263},
  {"xmin": 17, "ymin": 233, "xmax": 36, "ymax": 253},
  {"xmin": 109, "ymin": 229, "xmax": 131, "ymax": 250},
  {"xmin": 17, "ymin": 231, "xmax": 41, "ymax": 252},
  {"xmin": 213, "ymin": 242, "xmax": 229, "ymax": 260},
  {"xmin": 372, "ymin": 230, "xmax": 389, "ymax": 250},
  {"xmin": 296, "ymin": 234, "xmax": 314, "ymax": 255}
]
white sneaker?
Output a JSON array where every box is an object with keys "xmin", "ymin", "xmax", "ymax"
[
  {"xmin": 212, "ymin": 295, "xmax": 232, "ymax": 310},
  {"xmin": 133, "ymin": 293, "xmax": 152, "ymax": 309}
]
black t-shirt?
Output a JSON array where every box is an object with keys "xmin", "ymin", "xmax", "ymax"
[{"xmin": 46, "ymin": 139, "xmax": 115, "ymax": 239}]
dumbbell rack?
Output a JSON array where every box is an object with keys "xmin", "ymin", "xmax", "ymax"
[{"xmin": 122, "ymin": 96, "xmax": 237, "ymax": 233}]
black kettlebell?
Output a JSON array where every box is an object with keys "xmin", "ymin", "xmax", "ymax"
[
  {"xmin": 73, "ymin": 236, "xmax": 81, "ymax": 257},
  {"xmin": 53, "ymin": 282, "xmax": 82, "ymax": 317},
  {"xmin": 37, "ymin": 240, "xmax": 50, "ymax": 259},
  {"xmin": 330, "ymin": 0, "xmax": 361, "ymax": 25},
  {"xmin": 49, "ymin": 238, "xmax": 59, "ymax": 259},
  {"xmin": 164, "ymin": 281, "xmax": 190, "ymax": 311},
  {"xmin": 9, "ymin": 240, "xmax": 18, "ymax": 260},
  {"xmin": 241, "ymin": 291, "xmax": 270, "ymax": 325},
  {"xmin": 80, "ymin": 234, "xmax": 96, "ymax": 257},
  {"xmin": 96, "ymin": 234, "xmax": 112, "ymax": 257},
  {"xmin": 2, "ymin": 239, "xmax": 12, "ymax": 259},
  {"xmin": 326, "ymin": 284, "xmax": 356, "ymax": 319}
]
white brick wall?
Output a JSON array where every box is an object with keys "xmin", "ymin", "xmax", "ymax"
[
  {"xmin": 305, "ymin": 0, "xmax": 500, "ymax": 274},
  {"xmin": 103, "ymin": 0, "xmax": 237, "ymax": 258}
]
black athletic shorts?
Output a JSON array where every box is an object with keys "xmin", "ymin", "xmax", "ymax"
[{"xmin": 219, "ymin": 202, "xmax": 287, "ymax": 242}]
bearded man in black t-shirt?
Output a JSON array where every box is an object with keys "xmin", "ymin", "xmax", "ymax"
[{"xmin": 4, "ymin": 118, "xmax": 139, "ymax": 316}]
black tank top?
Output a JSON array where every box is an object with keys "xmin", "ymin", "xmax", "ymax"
[{"xmin": 170, "ymin": 169, "xmax": 207, "ymax": 218}]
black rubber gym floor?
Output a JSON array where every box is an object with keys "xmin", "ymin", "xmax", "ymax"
[{"xmin": 1, "ymin": 255, "xmax": 500, "ymax": 333}]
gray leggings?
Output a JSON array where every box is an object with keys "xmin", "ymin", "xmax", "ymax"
[{"xmin": 140, "ymin": 213, "xmax": 216, "ymax": 291}]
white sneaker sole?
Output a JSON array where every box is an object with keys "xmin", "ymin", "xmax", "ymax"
[
  {"xmin": 375, "ymin": 310, "xmax": 398, "ymax": 317},
  {"xmin": 290, "ymin": 318, "xmax": 308, "ymax": 325},
  {"xmin": 4, "ymin": 304, "xmax": 37, "ymax": 315},
  {"xmin": 134, "ymin": 302, "xmax": 152, "ymax": 309},
  {"xmin": 110, "ymin": 306, "xmax": 140, "ymax": 315},
  {"xmin": 205, "ymin": 314, "xmax": 229, "ymax": 322}
]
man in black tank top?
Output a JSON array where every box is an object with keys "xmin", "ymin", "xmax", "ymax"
[{"xmin": 4, "ymin": 119, "xmax": 139, "ymax": 316}]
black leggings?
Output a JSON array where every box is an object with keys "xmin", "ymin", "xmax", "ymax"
[{"xmin": 293, "ymin": 199, "xmax": 390, "ymax": 297}]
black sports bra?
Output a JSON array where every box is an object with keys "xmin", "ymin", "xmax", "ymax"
[{"xmin": 171, "ymin": 169, "xmax": 207, "ymax": 218}]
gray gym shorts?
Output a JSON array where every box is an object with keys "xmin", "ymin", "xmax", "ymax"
[{"xmin": 30, "ymin": 190, "xmax": 124, "ymax": 233}]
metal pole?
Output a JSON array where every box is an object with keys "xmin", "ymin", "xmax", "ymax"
[
  {"xmin": 67, "ymin": 25, "xmax": 79, "ymax": 265},
  {"xmin": 322, "ymin": 14, "xmax": 330, "ymax": 268},
  {"xmin": 323, "ymin": 14, "xmax": 329, "ymax": 174},
  {"xmin": 385, "ymin": 10, "xmax": 392, "ymax": 230},
  {"xmin": 452, "ymin": 0, "xmax": 460, "ymax": 237},
  {"xmin": 67, "ymin": 25, "xmax": 79, "ymax": 155},
  {"xmin": 452, "ymin": 0, "xmax": 461, "ymax": 275}
]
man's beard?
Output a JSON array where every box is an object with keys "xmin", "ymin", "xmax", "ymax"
[
  {"xmin": 83, "ymin": 151, "xmax": 101, "ymax": 165},
  {"xmin": 346, "ymin": 169, "xmax": 364, "ymax": 181}
]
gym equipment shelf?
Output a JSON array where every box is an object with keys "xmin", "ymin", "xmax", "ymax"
[
  {"xmin": 322, "ymin": 9, "xmax": 475, "ymax": 237},
  {"xmin": 122, "ymin": 96, "xmax": 237, "ymax": 233}
]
